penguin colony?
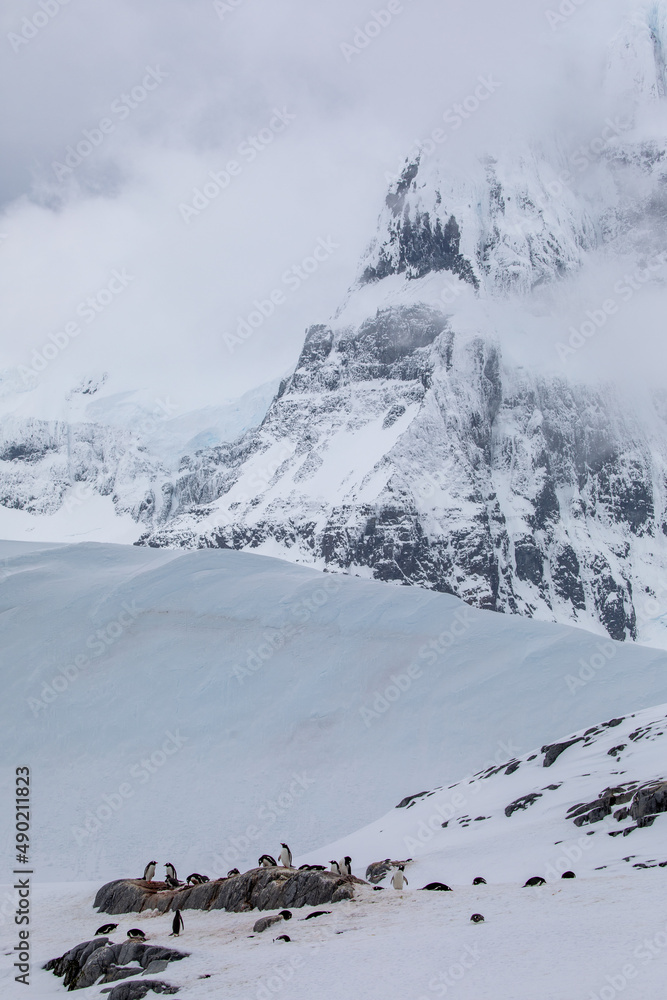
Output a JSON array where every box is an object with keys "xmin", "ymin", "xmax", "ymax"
[{"xmin": 108, "ymin": 856, "xmax": 573, "ymax": 943}]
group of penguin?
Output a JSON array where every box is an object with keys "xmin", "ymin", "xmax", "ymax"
[
  {"xmin": 94, "ymin": 852, "xmax": 576, "ymax": 943},
  {"xmin": 417, "ymin": 870, "xmax": 576, "ymax": 923}
]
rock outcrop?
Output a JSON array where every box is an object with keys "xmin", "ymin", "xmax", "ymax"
[
  {"xmin": 95, "ymin": 868, "xmax": 362, "ymax": 916},
  {"xmin": 43, "ymin": 938, "xmax": 186, "ymax": 991}
]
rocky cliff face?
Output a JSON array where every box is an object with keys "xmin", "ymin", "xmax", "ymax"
[
  {"xmin": 138, "ymin": 299, "xmax": 667, "ymax": 642},
  {"xmin": 4, "ymin": 5, "xmax": 667, "ymax": 643}
]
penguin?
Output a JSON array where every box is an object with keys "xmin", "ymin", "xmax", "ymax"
[
  {"xmin": 561, "ymin": 870, "xmax": 576, "ymax": 879},
  {"xmin": 170, "ymin": 910, "xmax": 184, "ymax": 937},
  {"xmin": 523, "ymin": 876, "xmax": 546, "ymax": 887},
  {"xmin": 279, "ymin": 843, "xmax": 293, "ymax": 868},
  {"xmin": 302, "ymin": 910, "xmax": 331, "ymax": 920},
  {"xmin": 338, "ymin": 856, "xmax": 352, "ymax": 876},
  {"xmin": 299, "ymin": 864, "xmax": 326, "ymax": 871},
  {"xmin": 472, "ymin": 877, "xmax": 487, "ymax": 885},
  {"xmin": 186, "ymin": 873, "xmax": 209, "ymax": 885},
  {"xmin": 274, "ymin": 934, "xmax": 291, "ymax": 943},
  {"xmin": 421, "ymin": 882, "xmax": 452, "ymax": 891},
  {"xmin": 329, "ymin": 860, "xmax": 341, "ymax": 874},
  {"xmin": 143, "ymin": 861, "xmax": 157, "ymax": 882},
  {"xmin": 227, "ymin": 868, "xmax": 241, "ymax": 877},
  {"xmin": 470, "ymin": 913, "xmax": 485, "ymax": 923},
  {"xmin": 391, "ymin": 865, "xmax": 408, "ymax": 889},
  {"xmin": 165, "ymin": 863, "xmax": 183, "ymax": 889},
  {"xmin": 259, "ymin": 855, "xmax": 277, "ymax": 868},
  {"xmin": 126, "ymin": 928, "xmax": 147, "ymax": 941},
  {"xmin": 253, "ymin": 910, "xmax": 292, "ymax": 933},
  {"xmin": 95, "ymin": 923, "xmax": 118, "ymax": 936}
]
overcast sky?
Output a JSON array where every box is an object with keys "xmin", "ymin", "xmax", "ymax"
[{"xmin": 0, "ymin": 0, "xmax": 640, "ymax": 414}]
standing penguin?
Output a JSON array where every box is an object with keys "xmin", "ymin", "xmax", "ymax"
[
  {"xmin": 164, "ymin": 863, "xmax": 182, "ymax": 888},
  {"xmin": 142, "ymin": 861, "xmax": 157, "ymax": 882},
  {"xmin": 391, "ymin": 865, "xmax": 408, "ymax": 890},
  {"xmin": 279, "ymin": 843, "xmax": 293, "ymax": 868},
  {"xmin": 339, "ymin": 856, "xmax": 352, "ymax": 876},
  {"xmin": 329, "ymin": 860, "xmax": 341, "ymax": 874},
  {"xmin": 170, "ymin": 910, "xmax": 184, "ymax": 937}
]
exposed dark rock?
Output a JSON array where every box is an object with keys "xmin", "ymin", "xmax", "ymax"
[
  {"xmin": 630, "ymin": 781, "xmax": 667, "ymax": 820},
  {"xmin": 567, "ymin": 784, "xmax": 638, "ymax": 827},
  {"xmin": 95, "ymin": 868, "xmax": 361, "ymax": 916},
  {"xmin": 396, "ymin": 791, "xmax": 429, "ymax": 808},
  {"xmin": 505, "ymin": 793, "xmax": 543, "ymax": 817},
  {"xmin": 542, "ymin": 738, "xmax": 584, "ymax": 767},
  {"xmin": 44, "ymin": 939, "xmax": 186, "ymax": 991},
  {"xmin": 102, "ymin": 983, "xmax": 179, "ymax": 1000}
]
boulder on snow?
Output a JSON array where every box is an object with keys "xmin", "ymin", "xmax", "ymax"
[
  {"xmin": 365, "ymin": 859, "xmax": 412, "ymax": 884},
  {"xmin": 44, "ymin": 939, "xmax": 186, "ymax": 991},
  {"xmin": 630, "ymin": 781, "xmax": 667, "ymax": 820},
  {"xmin": 95, "ymin": 868, "xmax": 362, "ymax": 916},
  {"xmin": 101, "ymin": 983, "xmax": 179, "ymax": 1000}
]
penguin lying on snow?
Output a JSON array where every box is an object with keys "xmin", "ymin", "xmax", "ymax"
[
  {"xmin": 253, "ymin": 910, "xmax": 292, "ymax": 933},
  {"xmin": 421, "ymin": 882, "xmax": 452, "ymax": 892},
  {"xmin": 259, "ymin": 855, "xmax": 277, "ymax": 868},
  {"xmin": 523, "ymin": 876, "xmax": 546, "ymax": 887},
  {"xmin": 274, "ymin": 934, "xmax": 291, "ymax": 943},
  {"xmin": 470, "ymin": 913, "xmax": 485, "ymax": 923},
  {"xmin": 472, "ymin": 877, "xmax": 487, "ymax": 885},
  {"xmin": 142, "ymin": 861, "xmax": 157, "ymax": 882},
  {"xmin": 302, "ymin": 911, "xmax": 331, "ymax": 920},
  {"xmin": 561, "ymin": 871, "xmax": 576, "ymax": 879},
  {"xmin": 391, "ymin": 865, "xmax": 408, "ymax": 889},
  {"xmin": 279, "ymin": 843, "xmax": 293, "ymax": 868},
  {"xmin": 126, "ymin": 928, "xmax": 147, "ymax": 941},
  {"xmin": 170, "ymin": 910, "xmax": 184, "ymax": 937},
  {"xmin": 95, "ymin": 923, "xmax": 118, "ymax": 936}
]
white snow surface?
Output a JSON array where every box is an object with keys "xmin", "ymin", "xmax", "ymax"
[
  {"xmin": 2, "ymin": 541, "xmax": 667, "ymax": 885},
  {"xmin": 3, "ymin": 542, "xmax": 667, "ymax": 998}
]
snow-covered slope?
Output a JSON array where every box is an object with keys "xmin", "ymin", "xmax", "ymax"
[
  {"xmin": 312, "ymin": 703, "xmax": 667, "ymax": 884},
  {"xmin": 2, "ymin": 540, "xmax": 667, "ymax": 884}
]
